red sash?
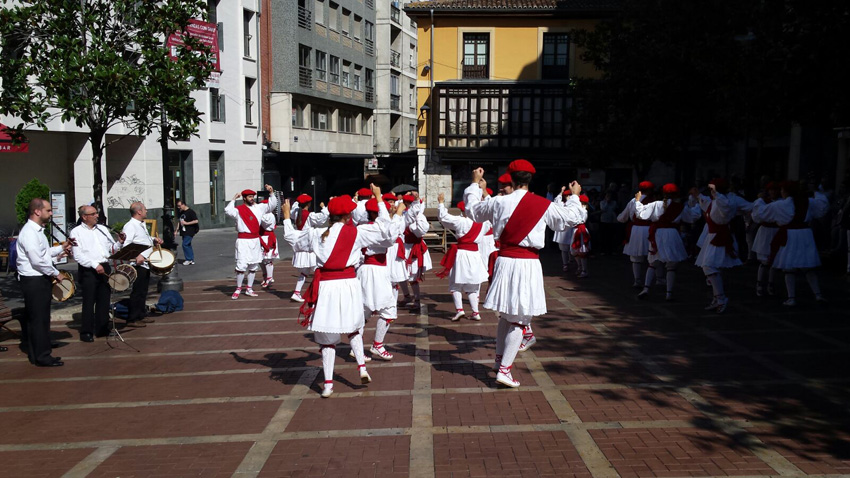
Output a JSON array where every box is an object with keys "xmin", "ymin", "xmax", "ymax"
[
  {"xmin": 363, "ymin": 253, "xmax": 387, "ymax": 266},
  {"xmin": 768, "ymin": 200, "xmax": 808, "ymax": 265},
  {"xmin": 236, "ymin": 205, "xmax": 261, "ymax": 239},
  {"xmin": 436, "ymin": 222, "xmax": 482, "ymax": 279},
  {"xmin": 400, "ymin": 228, "xmax": 428, "ymax": 281},
  {"xmin": 297, "ymin": 210, "xmax": 310, "ymax": 230},
  {"xmin": 261, "ymin": 228, "xmax": 277, "ymax": 253},
  {"xmin": 706, "ymin": 203, "xmax": 736, "ymax": 258},
  {"xmin": 299, "ymin": 224, "xmax": 358, "ymax": 326},
  {"xmin": 648, "ymin": 202, "xmax": 684, "ymax": 255},
  {"xmin": 624, "ymin": 211, "xmax": 652, "ymax": 245},
  {"xmin": 570, "ymin": 223, "xmax": 590, "ymax": 254},
  {"xmin": 498, "ymin": 192, "xmax": 549, "ymax": 259}
]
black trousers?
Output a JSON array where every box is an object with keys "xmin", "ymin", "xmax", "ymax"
[
  {"xmin": 128, "ymin": 266, "xmax": 151, "ymax": 322},
  {"xmin": 19, "ymin": 275, "xmax": 54, "ymax": 365},
  {"xmin": 78, "ymin": 264, "xmax": 111, "ymax": 336}
]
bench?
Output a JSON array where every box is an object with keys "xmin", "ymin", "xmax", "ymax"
[{"xmin": 422, "ymin": 207, "xmax": 462, "ymax": 253}]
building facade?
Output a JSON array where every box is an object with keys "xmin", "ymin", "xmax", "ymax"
[
  {"xmin": 0, "ymin": 0, "xmax": 263, "ymax": 232},
  {"xmin": 261, "ymin": 0, "xmax": 377, "ymax": 200}
]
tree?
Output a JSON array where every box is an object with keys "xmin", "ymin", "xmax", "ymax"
[
  {"xmin": 14, "ymin": 178, "xmax": 49, "ymax": 225},
  {"xmin": 0, "ymin": 0, "xmax": 215, "ymax": 220}
]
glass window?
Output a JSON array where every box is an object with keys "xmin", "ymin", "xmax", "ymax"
[
  {"xmin": 316, "ymin": 50, "xmax": 327, "ymax": 81},
  {"xmin": 330, "ymin": 55, "xmax": 340, "ymax": 84},
  {"xmin": 462, "ymin": 32, "xmax": 488, "ymax": 79},
  {"xmin": 353, "ymin": 15, "xmax": 362, "ymax": 40},
  {"xmin": 342, "ymin": 61, "xmax": 351, "ymax": 88},
  {"xmin": 314, "ymin": 0, "xmax": 324, "ymax": 23},
  {"xmin": 328, "ymin": 2, "xmax": 338, "ymax": 30},
  {"xmin": 542, "ymin": 32, "xmax": 569, "ymax": 79},
  {"xmin": 341, "ymin": 8, "xmax": 350, "ymax": 35},
  {"xmin": 244, "ymin": 78, "xmax": 255, "ymax": 125},
  {"xmin": 210, "ymin": 88, "xmax": 225, "ymax": 122},
  {"xmin": 243, "ymin": 10, "xmax": 254, "ymax": 58},
  {"xmin": 338, "ymin": 110, "xmax": 354, "ymax": 133},
  {"xmin": 292, "ymin": 101, "xmax": 306, "ymax": 127},
  {"xmin": 354, "ymin": 65, "xmax": 362, "ymax": 91},
  {"xmin": 311, "ymin": 106, "xmax": 330, "ymax": 130}
]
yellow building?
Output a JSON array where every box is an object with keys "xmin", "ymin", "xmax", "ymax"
[{"xmin": 404, "ymin": 0, "xmax": 615, "ymax": 199}]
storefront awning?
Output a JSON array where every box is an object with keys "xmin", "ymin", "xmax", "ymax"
[{"xmin": 0, "ymin": 123, "xmax": 29, "ymax": 153}]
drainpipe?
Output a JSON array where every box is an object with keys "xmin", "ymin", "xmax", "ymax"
[{"xmin": 426, "ymin": 8, "xmax": 434, "ymax": 194}]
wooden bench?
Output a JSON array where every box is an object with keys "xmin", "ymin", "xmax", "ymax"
[{"xmin": 422, "ymin": 207, "xmax": 462, "ymax": 253}]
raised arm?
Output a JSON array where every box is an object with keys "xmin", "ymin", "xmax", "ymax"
[
  {"xmin": 545, "ymin": 194, "xmax": 587, "ymax": 231},
  {"xmin": 616, "ymin": 199, "xmax": 634, "ymax": 223}
]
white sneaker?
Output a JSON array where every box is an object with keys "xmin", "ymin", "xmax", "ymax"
[
  {"xmin": 290, "ymin": 292, "xmax": 305, "ymax": 303},
  {"xmin": 783, "ymin": 298, "xmax": 797, "ymax": 307},
  {"xmin": 231, "ymin": 289, "xmax": 241, "ymax": 300},
  {"xmin": 244, "ymin": 288, "xmax": 259, "ymax": 297},
  {"xmin": 370, "ymin": 345, "xmax": 393, "ymax": 360},
  {"xmin": 637, "ymin": 288, "xmax": 649, "ymax": 300},
  {"xmin": 359, "ymin": 367, "xmax": 372, "ymax": 384},
  {"xmin": 496, "ymin": 370, "xmax": 520, "ymax": 388},
  {"xmin": 715, "ymin": 297, "xmax": 729, "ymax": 314},
  {"xmin": 577, "ymin": 271, "xmax": 589, "ymax": 279},
  {"xmin": 451, "ymin": 310, "xmax": 465, "ymax": 322},
  {"xmin": 349, "ymin": 349, "xmax": 371, "ymax": 362},
  {"xmin": 468, "ymin": 313, "xmax": 481, "ymax": 321},
  {"xmin": 518, "ymin": 335, "xmax": 537, "ymax": 352},
  {"xmin": 704, "ymin": 298, "xmax": 719, "ymax": 311},
  {"xmin": 321, "ymin": 382, "xmax": 333, "ymax": 398}
]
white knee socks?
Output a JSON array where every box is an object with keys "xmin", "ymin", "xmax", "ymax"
[
  {"xmin": 265, "ymin": 262, "xmax": 274, "ymax": 280},
  {"xmin": 321, "ymin": 345, "xmax": 336, "ymax": 382},
  {"xmin": 295, "ymin": 274, "xmax": 307, "ymax": 293},
  {"xmin": 374, "ymin": 318, "xmax": 391, "ymax": 345},
  {"xmin": 495, "ymin": 319, "xmax": 509, "ymax": 356},
  {"xmin": 349, "ymin": 332, "xmax": 366, "ymax": 366},
  {"xmin": 500, "ymin": 324, "xmax": 524, "ymax": 370},
  {"xmin": 399, "ymin": 281, "xmax": 410, "ymax": 298},
  {"xmin": 805, "ymin": 271, "xmax": 821, "ymax": 296},
  {"xmin": 644, "ymin": 264, "xmax": 656, "ymax": 288},
  {"xmin": 785, "ymin": 272, "xmax": 796, "ymax": 299},
  {"xmin": 246, "ymin": 271, "xmax": 256, "ymax": 289},
  {"xmin": 757, "ymin": 263, "xmax": 768, "ymax": 286},
  {"xmin": 561, "ymin": 250, "xmax": 570, "ymax": 268},
  {"xmin": 452, "ymin": 291, "xmax": 463, "ymax": 310},
  {"xmin": 666, "ymin": 269, "xmax": 676, "ymax": 294},
  {"xmin": 468, "ymin": 291, "xmax": 479, "ymax": 313},
  {"xmin": 708, "ymin": 273, "xmax": 725, "ymax": 299},
  {"xmin": 235, "ymin": 271, "xmax": 245, "ymax": 289},
  {"xmin": 632, "ymin": 261, "xmax": 643, "ymax": 282}
]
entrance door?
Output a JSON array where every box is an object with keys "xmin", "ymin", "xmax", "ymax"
[{"xmin": 210, "ymin": 151, "xmax": 225, "ymax": 224}]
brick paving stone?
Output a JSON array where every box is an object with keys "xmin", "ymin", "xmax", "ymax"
[
  {"xmin": 600, "ymin": 317, "xmax": 697, "ymax": 334},
  {"xmin": 0, "ymin": 448, "xmax": 95, "ymax": 478},
  {"xmin": 259, "ymin": 435, "xmax": 410, "ymax": 478},
  {"xmin": 285, "ymin": 396, "xmax": 413, "ymax": 432},
  {"xmin": 762, "ymin": 351, "xmax": 850, "ymax": 379},
  {"xmin": 429, "ymin": 342, "xmax": 496, "ymax": 362},
  {"xmin": 750, "ymin": 426, "xmax": 850, "ymax": 475},
  {"xmin": 625, "ymin": 332, "xmax": 736, "ymax": 356},
  {"xmin": 88, "ymin": 442, "xmax": 254, "ymax": 478},
  {"xmin": 432, "ymin": 361, "xmax": 537, "ymax": 389},
  {"xmin": 718, "ymin": 330, "xmax": 840, "ymax": 353},
  {"xmin": 590, "ymin": 428, "xmax": 774, "ymax": 477},
  {"xmin": 429, "ymin": 325, "xmax": 495, "ymax": 344},
  {"xmin": 529, "ymin": 319, "xmax": 601, "ymax": 338},
  {"xmin": 433, "ymin": 431, "xmax": 591, "ymax": 478},
  {"xmin": 530, "ymin": 336, "xmax": 620, "ymax": 358},
  {"xmin": 309, "ymin": 364, "xmax": 415, "ymax": 393},
  {"xmin": 0, "ymin": 401, "xmax": 280, "ymax": 445},
  {"xmin": 693, "ymin": 384, "xmax": 850, "ymax": 424},
  {"xmin": 542, "ymin": 358, "xmax": 659, "ymax": 386},
  {"xmin": 432, "ymin": 391, "xmax": 560, "ymax": 427},
  {"xmin": 562, "ymin": 388, "xmax": 702, "ymax": 422},
  {"xmin": 652, "ymin": 354, "xmax": 784, "ymax": 382},
  {"xmin": 164, "ymin": 308, "xmax": 297, "ymax": 321}
]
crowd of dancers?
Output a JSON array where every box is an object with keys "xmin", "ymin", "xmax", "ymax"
[{"xmin": 224, "ymin": 162, "xmax": 829, "ymax": 397}]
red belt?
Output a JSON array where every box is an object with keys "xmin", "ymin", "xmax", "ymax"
[
  {"xmin": 237, "ymin": 232, "xmax": 260, "ymax": 239},
  {"xmin": 648, "ymin": 222, "xmax": 676, "ymax": 255},
  {"xmin": 768, "ymin": 223, "xmax": 808, "ymax": 265},
  {"xmin": 498, "ymin": 244, "xmax": 539, "ymax": 259},
  {"xmin": 436, "ymin": 243, "xmax": 478, "ymax": 279},
  {"xmin": 363, "ymin": 254, "xmax": 387, "ymax": 266},
  {"xmin": 299, "ymin": 266, "xmax": 357, "ymax": 327}
]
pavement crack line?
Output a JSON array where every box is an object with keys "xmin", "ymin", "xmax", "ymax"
[{"xmin": 410, "ymin": 302, "xmax": 435, "ymax": 478}]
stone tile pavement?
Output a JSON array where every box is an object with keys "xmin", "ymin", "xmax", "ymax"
[{"xmin": 1, "ymin": 251, "xmax": 849, "ymax": 477}]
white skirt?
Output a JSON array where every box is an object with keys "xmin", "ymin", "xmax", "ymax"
[
  {"xmin": 772, "ymin": 228, "xmax": 821, "ymax": 270},
  {"xmin": 260, "ymin": 236, "xmax": 279, "ymax": 260},
  {"xmin": 405, "ymin": 243, "xmax": 433, "ymax": 280},
  {"xmin": 292, "ymin": 250, "xmax": 317, "ymax": 270},
  {"xmin": 622, "ymin": 225, "xmax": 650, "ymax": 257},
  {"xmin": 387, "ymin": 242, "xmax": 409, "ymax": 283},
  {"xmin": 694, "ymin": 233, "xmax": 742, "ymax": 269},
  {"xmin": 479, "ymin": 236, "xmax": 497, "ymax": 266},
  {"xmin": 448, "ymin": 249, "xmax": 489, "ymax": 288},
  {"xmin": 647, "ymin": 229, "xmax": 687, "ymax": 264},
  {"xmin": 484, "ymin": 257, "xmax": 546, "ymax": 317},
  {"xmin": 308, "ymin": 278, "xmax": 365, "ymax": 334},
  {"xmin": 358, "ymin": 264, "xmax": 395, "ymax": 311},
  {"xmin": 696, "ymin": 224, "xmax": 708, "ymax": 249},
  {"xmin": 235, "ymin": 238, "xmax": 263, "ymax": 269},
  {"xmin": 553, "ymin": 226, "xmax": 574, "ymax": 245},
  {"xmin": 752, "ymin": 225, "xmax": 779, "ymax": 263}
]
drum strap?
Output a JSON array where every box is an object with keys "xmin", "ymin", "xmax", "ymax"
[{"xmin": 95, "ymin": 225, "xmax": 119, "ymax": 268}]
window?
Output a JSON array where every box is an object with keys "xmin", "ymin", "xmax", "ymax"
[
  {"xmin": 338, "ymin": 110, "xmax": 354, "ymax": 133},
  {"xmin": 361, "ymin": 114, "xmax": 371, "ymax": 134},
  {"xmin": 210, "ymin": 88, "xmax": 225, "ymax": 122},
  {"xmin": 328, "ymin": 2, "xmax": 338, "ymax": 30},
  {"xmin": 542, "ymin": 33, "xmax": 569, "ymax": 79},
  {"xmin": 298, "ymin": 0, "xmax": 312, "ymax": 29},
  {"xmin": 390, "ymin": 74, "xmax": 400, "ymax": 110},
  {"xmin": 353, "ymin": 15, "xmax": 362, "ymax": 40},
  {"xmin": 365, "ymin": 68, "xmax": 374, "ymax": 101},
  {"xmin": 298, "ymin": 44, "xmax": 312, "ymax": 88},
  {"xmin": 207, "ymin": 0, "xmax": 218, "ymax": 24},
  {"xmin": 342, "ymin": 61, "xmax": 351, "ymax": 88},
  {"xmin": 408, "ymin": 83, "xmax": 415, "ymax": 111},
  {"xmin": 292, "ymin": 101, "xmax": 306, "ymax": 127},
  {"xmin": 316, "ymin": 50, "xmax": 327, "ymax": 81},
  {"xmin": 311, "ymin": 105, "xmax": 331, "ymax": 130},
  {"xmin": 329, "ymin": 55, "xmax": 340, "ymax": 84},
  {"xmin": 354, "ymin": 65, "xmax": 362, "ymax": 91},
  {"xmin": 244, "ymin": 78, "xmax": 255, "ymax": 125},
  {"xmin": 462, "ymin": 32, "xmax": 489, "ymax": 79},
  {"xmin": 341, "ymin": 9, "xmax": 350, "ymax": 36},
  {"xmin": 409, "ymin": 124, "xmax": 416, "ymax": 147},
  {"xmin": 409, "ymin": 43, "xmax": 416, "ymax": 69},
  {"xmin": 315, "ymin": 0, "xmax": 324, "ymax": 24},
  {"xmin": 364, "ymin": 21, "xmax": 374, "ymax": 55},
  {"xmin": 243, "ymin": 10, "xmax": 254, "ymax": 58}
]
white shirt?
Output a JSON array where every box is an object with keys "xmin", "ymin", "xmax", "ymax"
[
  {"xmin": 122, "ymin": 217, "xmax": 154, "ymax": 270},
  {"xmin": 70, "ymin": 223, "xmax": 122, "ymax": 269},
  {"xmin": 16, "ymin": 219, "xmax": 62, "ymax": 277},
  {"xmin": 351, "ymin": 199, "xmax": 370, "ymax": 225},
  {"xmin": 438, "ymin": 203, "xmax": 491, "ymax": 241},
  {"xmin": 225, "ymin": 195, "xmax": 280, "ymax": 234}
]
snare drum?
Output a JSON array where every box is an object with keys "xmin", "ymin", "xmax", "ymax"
[
  {"xmin": 148, "ymin": 248, "xmax": 176, "ymax": 275},
  {"xmin": 116, "ymin": 264, "xmax": 137, "ymax": 283},
  {"xmin": 51, "ymin": 271, "xmax": 76, "ymax": 302},
  {"xmin": 108, "ymin": 264, "xmax": 137, "ymax": 292}
]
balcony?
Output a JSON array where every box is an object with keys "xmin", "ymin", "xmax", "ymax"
[
  {"xmin": 297, "ymin": 7, "xmax": 312, "ymax": 30},
  {"xmin": 390, "ymin": 5, "xmax": 401, "ymax": 25},
  {"xmin": 462, "ymin": 64, "xmax": 488, "ymax": 79},
  {"xmin": 390, "ymin": 137, "xmax": 401, "ymax": 153},
  {"xmin": 390, "ymin": 50, "xmax": 401, "ymax": 69},
  {"xmin": 390, "ymin": 94, "xmax": 401, "ymax": 112},
  {"xmin": 365, "ymin": 0, "xmax": 374, "ymax": 8},
  {"xmin": 365, "ymin": 86, "xmax": 375, "ymax": 103},
  {"xmin": 365, "ymin": 39, "xmax": 375, "ymax": 56},
  {"xmin": 299, "ymin": 66, "xmax": 312, "ymax": 88}
]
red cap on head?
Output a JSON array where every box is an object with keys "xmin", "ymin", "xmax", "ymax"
[
  {"xmin": 765, "ymin": 182, "xmax": 779, "ymax": 190},
  {"xmin": 780, "ymin": 180, "xmax": 799, "ymax": 194},
  {"xmin": 457, "ymin": 201, "xmax": 465, "ymax": 212},
  {"xmin": 357, "ymin": 188, "xmax": 372, "ymax": 198},
  {"xmin": 296, "ymin": 193, "xmax": 312, "ymax": 204},
  {"xmin": 328, "ymin": 195, "xmax": 357, "ymax": 216},
  {"xmin": 382, "ymin": 193, "xmax": 397, "ymax": 202},
  {"xmin": 261, "ymin": 199, "xmax": 269, "ymax": 204},
  {"xmin": 402, "ymin": 194, "xmax": 416, "ymax": 203},
  {"xmin": 365, "ymin": 198, "xmax": 380, "ymax": 213},
  {"xmin": 709, "ymin": 178, "xmax": 728, "ymax": 191},
  {"xmin": 241, "ymin": 189, "xmax": 256, "ymax": 197},
  {"xmin": 498, "ymin": 173, "xmax": 512, "ymax": 185},
  {"xmin": 579, "ymin": 194, "xmax": 589, "ymax": 203},
  {"xmin": 562, "ymin": 189, "xmax": 572, "ymax": 196},
  {"xmin": 638, "ymin": 181, "xmax": 654, "ymax": 191},
  {"xmin": 662, "ymin": 183, "xmax": 679, "ymax": 195},
  {"xmin": 486, "ymin": 188, "xmax": 493, "ymax": 196},
  {"xmin": 507, "ymin": 159, "xmax": 536, "ymax": 174}
]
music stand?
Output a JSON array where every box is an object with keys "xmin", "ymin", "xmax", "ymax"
[{"xmin": 106, "ymin": 244, "xmax": 151, "ymax": 348}]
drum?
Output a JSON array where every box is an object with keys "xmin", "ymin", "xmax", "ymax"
[
  {"xmin": 148, "ymin": 248, "xmax": 176, "ymax": 275},
  {"xmin": 51, "ymin": 271, "xmax": 75, "ymax": 302},
  {"xmin": 108, "ymin": 264, "xmax": 137, "ymax": 292},
  {"xmin": 116, "ymin": 264, "xmax": 137, "ymax": 283}
]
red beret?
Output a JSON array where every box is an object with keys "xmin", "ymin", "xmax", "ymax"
[
  {"xmin": 457, "ymin": 201, "xmax": 465, "ymax": 212},
  {"xmin": 562, "ymin": 189, "xmax": 572, "ymax": 196},
  {"xmin": 260, "ymin": 199, "xmax": 269, "ymax": 204},
  {"xmin": 765, "ymin": 182, "xmax": 780, "ymax": 190},
  {"xmin": 638, "ymin": 181, "xmax": 654, "ymax": 191},
  {"xmin": 579, "ymin": 195, "xmax": 589, "ymax": 203},
  {"xmin": 357, "ymin": 188, "xmax": 372, "ymax": 198},
  {"xmin": 662, "ymin": 183, "xmax": 679, "ymax": 195},
  {"xmin": 296, "ymin": 193, "xmax": 312, "ymax": 204},
  {"xmin": 507, "ymin": 159, "xmax": 536, "ymax": 174},
  {"xmin": 779, "ymin": 180, "xmax": 799, "ymax": 194},
  {"xmin": 365, "ymin": 198, "xmax": 380, "ymax": 212},
  {"xmin": 401, "ymin": 194, "xmax": 416, "ymax": 203},
  {"xmin": 382, "ymin": 193, "xmax": 397, "ymax": 202},
  {"xmin": 328, "ymin": 195, "xmax": 357, "ymax": 216},
  {"xmin": 486, "ymin": 188, "xmax": 493, "ymax": 196},
  {"xmin": 241, "ymin": 189, "xmax": 256, "ymax": 197},
  {"xmin": 709, "ymin": 178, "xmax": 728, "ymax": 191},
  {"xmin": 498, "ymin": 173, "xmax": 512, "ymax": 185}
]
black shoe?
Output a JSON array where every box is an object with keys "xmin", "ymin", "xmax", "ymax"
[
  {"xmin": 0, "ymin": 346, "xmax": 7, "ymax": 352},
  {"xmin": 80, "ymin": 333, "xmax": 94, "ymax": 343},
  {"xmin": 36, "ymin": 358, "xmax": 64, "ymax": 367},
  {"xmin": 125, "ymin": 321, "xmax": 147, "ymax": 328},
  {"xmin": 51, "ymin": 342, "xmax": 61, "ymax": 348}
]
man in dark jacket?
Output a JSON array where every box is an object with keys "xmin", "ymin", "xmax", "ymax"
[{"xmin": 175, "ymin": 200, "xmax": 199, "ymax": 265}]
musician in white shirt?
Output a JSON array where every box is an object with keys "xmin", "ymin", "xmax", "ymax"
[
  {"xmin": 70, "ymin": 205, "xmax": 124, "ymax": 341},
  {"xmin": 16, "ymin": 198, "xmax": 72, "ymax": 366},
  {"xmin": 121, "ymin": 202, "xmax": 163, "ymax": 326}
]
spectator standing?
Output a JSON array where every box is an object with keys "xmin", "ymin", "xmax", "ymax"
[{"xmin": 176, "ymin": 199, "xmax": 199, "ymax": 265}]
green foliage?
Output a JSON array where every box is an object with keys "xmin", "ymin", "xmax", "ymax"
[
  {"xmin": 14, "ymin": 178, "xmax": 50, "ymax": 225},
  {"xmin": 0, "ymin": 0, "xmax": 215, "ymax": 216}
]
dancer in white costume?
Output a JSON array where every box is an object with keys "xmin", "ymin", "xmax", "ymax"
[
  {"xmin": 225, "ymin": 185, "xmax": 278, "ymax": 299},
  {"xmin": 289, "ymin": 194, "xmax": 329, "ymax": 302},
  {"xmin": 396, "ymin": 194, "xmax": 432, "ymax": 309},
  {"xmin": 617, "ymin": 181, "xmax": 655, "ymax": 288},
  {"xmin": 259, "ymin": 209, "xmax": 279, "ymax": 288},
  {"xmin": 351, "ymin": 188, "xmax": 373, "ymax": 225},
  {"xmin": 570, "ymin": 195, "xmax": 592, "ymax": 278},
  {"xmin": 465, "ymin": 160, "xmax": 585, "ymax": 388},
  {"xmin": 282, "ymin": 185, "xmax": 404, "ymax": 398},
  {"xmin": 750, "ymin": 182, "xmax": 781, "ymax": 296},
  {"xmin": 552, "ymin": 189, "xmax": 576, "ymax": 273}
]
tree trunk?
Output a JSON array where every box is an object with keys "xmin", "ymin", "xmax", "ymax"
[{"xmin": 90, "ymin": 128, "xmax": 107, "ymax": 224}]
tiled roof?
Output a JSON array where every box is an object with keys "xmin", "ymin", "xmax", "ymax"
[{"xmin": 404, "ymin": 0, "xmax": 620, "ymax": 13}]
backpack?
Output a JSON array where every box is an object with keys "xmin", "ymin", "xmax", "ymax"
[
  {"xmin": 112, "ymin": 298, "xmax": 131, "ymax": 319},
  {"xmin": 154, "ymin": 290, "xmax": 184, "ymax": 314}
]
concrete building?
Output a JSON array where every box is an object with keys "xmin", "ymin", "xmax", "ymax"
[
  {"xmin": 261, "ymin": 0, "xmax": 377, "ymax": 200},
  {"xmin": 0, "ymin": 0, "xmax": 263, "ymax": 232}
]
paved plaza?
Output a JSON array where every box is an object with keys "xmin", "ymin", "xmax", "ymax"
[{"xmin": 1, "ymin": 244, "xmax": 849, "ymax": 477}]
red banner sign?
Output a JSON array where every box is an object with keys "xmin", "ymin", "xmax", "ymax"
[
  {"xmin": 0, "ymin": 123, "xmax": 29, "ymax": 153},
  {"xmin": 166, "ymin": 19, "xmax": 221, "ymax": 72}
]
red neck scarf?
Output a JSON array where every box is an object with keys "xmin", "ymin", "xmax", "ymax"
[
  {"xmin": 570, "ymin": 224, "xmax": 590, "ymax": 254},
  {"xmin": 261, "ymin": 228, "xmax": 277, "ymax": 253}
]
